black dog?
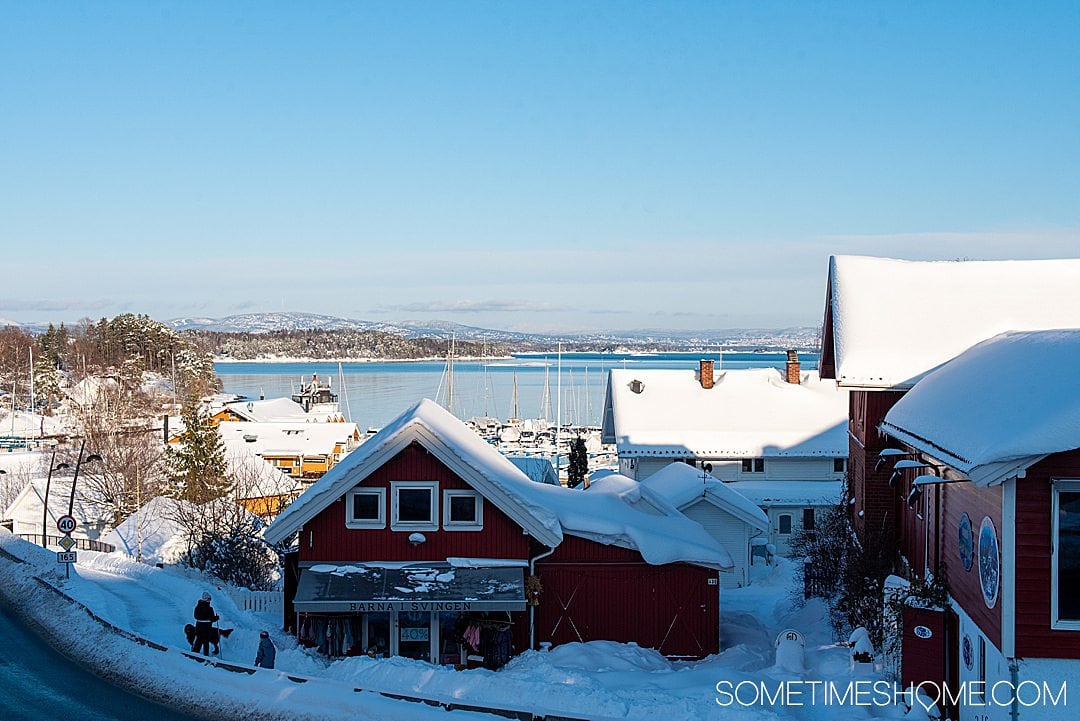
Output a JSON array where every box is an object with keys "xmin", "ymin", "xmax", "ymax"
[{"xmin": 184, "ymin": 623, "xmax": 234, "ymax": 654}]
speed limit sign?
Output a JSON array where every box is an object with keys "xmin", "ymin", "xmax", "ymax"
[{"xmin": 56, "ymin": 515, "xmax": 77, "ymax": 534}]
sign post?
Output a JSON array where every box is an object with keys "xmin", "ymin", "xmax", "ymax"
[{"xmin": 56, "ymin": 515, "xmax": 77, "ymax": 578}]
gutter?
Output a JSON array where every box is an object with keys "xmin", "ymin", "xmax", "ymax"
[{"xmin": 528, "ymin": 545, "xmax": 556, "ymax": 650}]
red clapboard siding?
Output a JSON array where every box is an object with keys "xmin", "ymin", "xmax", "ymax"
[
  {"xmin": 1014, "ymin": 451, "xmax": 1080, "ymax": 658},
  {"xmin": 849, "ymin": 390, "xmax": 905, "ymax": 537},
  {"xmin": 534, "ymin": 560, "xmax": 719, "ymax": 658},
  {"xmin": 939, "ymin": 479, "xmax": 1002, "ymax": 651},
  {"xmin": 299, "ymin": 442, "xmax": 530, "ymax": 563}
]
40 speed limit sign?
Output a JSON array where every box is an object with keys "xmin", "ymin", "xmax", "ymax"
[{"xmin": 56, "ymin": 515, "xmax": 77, "ymax": 534}]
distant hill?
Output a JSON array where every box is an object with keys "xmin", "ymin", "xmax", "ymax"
[{"xmin": 167, "ymin": 312, "xmax": 819, "ymax": 352}]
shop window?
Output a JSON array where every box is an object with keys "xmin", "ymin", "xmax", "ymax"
[
  {"xmin": 778, "ymin": 514, "xmax": 793, "ymax": 535},
  {"xmin": 1052, "ymin": 480, "xmax": 1080, "ymax": 628},
  {"xmin": 346, "ymin": 488, "xmax": 385, "ymax": 529},
  {"xmin": 741, "ymin": 458, "xmax": 765, "ymax": 474},
  {"xmin": 443, "ymin": 490, "xmax": 483, "ymax": 530},
  {"xmin": 391, "ymin": 481, "xmax": 438, "ymax": 530}
]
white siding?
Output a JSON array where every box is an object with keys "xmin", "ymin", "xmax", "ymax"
[
  {"xmin": 761, "ymin": 457, "xmax": 840, "ymax": 481},
  {"xmin": 682, "ymin": 500, "xmax": 753, "ymax": 588},
  {"xmin": 635, "ymin": 457, "xmax": 677, "ymax": 481}
]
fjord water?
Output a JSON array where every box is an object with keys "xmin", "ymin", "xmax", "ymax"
[{"xmin": 215, "ymin": 352, "xmax": 819, "ymax": 431}]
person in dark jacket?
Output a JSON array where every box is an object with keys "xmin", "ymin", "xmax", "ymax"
[
  {"xmin": 192, "ymin": 592, "xmax": 219, "ymax": 655},
  {"xmin": 254, "ymin": 630, "xmax": 277, "ymax": 669}
]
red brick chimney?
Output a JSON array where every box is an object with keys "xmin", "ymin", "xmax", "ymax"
[
  {"xmin": 785, "ymin": 350, "xmax": 801, "ymax": 384},
  {"xmin": 699, "ymin": 359, "xmax": 714, "ymax": 389}
]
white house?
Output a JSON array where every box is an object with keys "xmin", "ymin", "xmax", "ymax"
[
  {"xmin": 601, "ymin": 356, "xmax": 849, "ymax": 555},
  {"xmin": 2, "ymin": 476, "xmax": 114, "ymax": 547},
  {"xmin": 640, "ymin": 461, "xmax": 769, "ymax": 588}
]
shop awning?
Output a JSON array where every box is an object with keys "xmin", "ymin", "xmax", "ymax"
[{"xmin": 294, "ymin": 564, "xmax": 527, "ymax": 613}]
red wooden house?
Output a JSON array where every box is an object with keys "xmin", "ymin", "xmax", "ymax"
[
  {"xmin": 264, "ymin": 399, "xmax": 731, "ymax": 666},
  {"xmin": 819, "ymin": 255, "xmax": 1080, "ymax": 720}
]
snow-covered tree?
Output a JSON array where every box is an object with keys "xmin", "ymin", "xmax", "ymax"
[{"xmin": 164, "ymin": 399, "xmax": 231, "ymax": 503}]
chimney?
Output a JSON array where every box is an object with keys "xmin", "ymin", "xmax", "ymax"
[
  {"xmin": 699, "ymin": 359, "xmax": 714, "ymax": 389},
  {"xmin": 785, "ymin": 350, "xmax": 801, "ymax": 384}
]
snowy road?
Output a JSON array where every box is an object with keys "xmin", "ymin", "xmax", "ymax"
[{"xmin": 0, "ymin": 598, "xmax": 203, "ymax": 721}]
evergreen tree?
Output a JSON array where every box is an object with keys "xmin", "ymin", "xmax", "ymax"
[
  {"xmin": 165, "ymin": 399, "xmax": 231, "ymax": 503},
  {"xmin": 567, "ymin": 436, "xmax": 588, "ymax": 488}
]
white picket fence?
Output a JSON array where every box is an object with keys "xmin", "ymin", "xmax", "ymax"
[{"xmin": 227, "ymin": 588, "xmax": 284, "ymax": 615}]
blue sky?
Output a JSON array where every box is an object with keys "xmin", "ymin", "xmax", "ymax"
[{"xmin": 2, "ymin": 2, "xmax": 1078, "ymax": 332}]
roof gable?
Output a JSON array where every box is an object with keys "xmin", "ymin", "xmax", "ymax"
[
  {"xmin": 824, "ymin": 255, "xmax": 1080, "ymax": 389},
  {"xmin": 640, "ymin": 462, "xmax": 769, "ymax": 530},
  {"xmin": 264, "ymin": 400, "xmax": 563, "ymax": 547}
]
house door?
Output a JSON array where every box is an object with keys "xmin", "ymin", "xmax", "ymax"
[
  {"xmin": 943, "ymin": 607, "xmax": 960, "ymax": 721},
  {"xmin": 395, "ymin": 610, "xmax": 432, "ymax": 662}
]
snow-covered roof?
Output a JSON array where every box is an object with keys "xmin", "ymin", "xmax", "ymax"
[
  {"xmin": 222, "ymin": 397, "xmax": 340, "ymax": 423},
  {"xmin": 534, "ymin": 472, "xmax": 733, "ymax": 569},
  {"xmin": 721, "ymin": 480, "xmax": 842, "ymax": 507},
  {"xmin": 880, "ymin": 330, "xmax": 1080, "ymax": 485},
  {"xmin": 224, "ymin": 446, "xmax": 301, "ymax": 500},
  {"xmin": 601, "ymin": 367, "xmax": 848, "ymax": 458},
  {"xmin": 640, "ymin": 463, "xmax": 769, "ymax": 531},
  {"xmin": 100, "ymin": 496, "xmax": 194, "ymax": 564},
  {"xmin": 0, "ymin": 410, "xmax": 68, "ymax": 438},
  {"xmin": 822, "ymin": 255, "xmax": 1080, "ymax": 389},
  {"xmin": 3, "ymin": 476, "xmax": 114, "ymax": 533},
  {"xmin": 507, "ymin": 456, "xmax": 560, "ymax": 485},
  {"xmin": 265, "ymin": 399, "xmax": 732, "ymax": 569},
  {"xmin": 217, "ymin": 421, "xmax": 359, "ymax": 458}
]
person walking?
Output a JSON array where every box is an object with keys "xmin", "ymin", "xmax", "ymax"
[
  {"xmin": 192, "ymin": 592, "xmax": 219, "ymax": 656},
  {"xmin": 254, "ymin": 630, "xmax": 277, "ymax": 669}
]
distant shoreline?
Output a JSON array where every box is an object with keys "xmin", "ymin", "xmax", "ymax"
[{"xmin": 213, "ymin": 355, "xmax": 513, "ymax": 364}]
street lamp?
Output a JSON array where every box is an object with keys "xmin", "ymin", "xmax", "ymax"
[
  {"xmin": 40, "ymin": 452, "xmax": 70, "ymax": 546},
  {"xmin": 67, "ymin": 440, "xmax": 103, "ymax": 518}
]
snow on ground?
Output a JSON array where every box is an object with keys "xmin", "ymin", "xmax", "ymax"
[
  {"xmin": 0, "ymin": 531, "xmax": 924, "ymax": 720},
  {"xmin": 0, "ymin": 532, "xmax": 493, "ymax": 721}
]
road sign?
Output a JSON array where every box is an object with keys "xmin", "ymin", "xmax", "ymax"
[
  {"xmin": 57, "ymin": 551, "xmax": 77, "ymax": 564},
  {"xmin": 58, "ymin": 535, "xmax": 76, "ymax": 551},
  {"xmin": 56, "ymin": 515, "xmax": 77, "ymax": 534}
]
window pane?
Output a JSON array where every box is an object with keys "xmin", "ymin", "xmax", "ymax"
[
  {"xmin": 778, "ymin": 514, "xmax": 792, "ymax": 534},
  {"xmin": 449, "ymin": 495, "xmax": 477, "ymax": 523},
  {"xmin": 352, "ymin": 493, "xmax": 380, "ymax": 521},
  {"xmin": 834, "ymin": 458, "xmax": 846, "ymax": 473},
  {"xmin": 1058, "ymin": 491, "xmax": 1080, "ymax": 620},
  {"xmin": 755, "ymin": 458, "xmax": 765, "ymax": 473},
  {"xmin": 399, "ymin": 488, "xmax": 432, "ymax": 522},
  {"xmin": 803, "ymin": 508, "xmax": 815, "ymax": 531}
]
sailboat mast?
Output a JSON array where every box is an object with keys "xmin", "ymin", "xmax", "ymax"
[
  {"xmin": 511, "ymin": 369, "xmax": 519, "ymax": 420},
  {"xmin": 556, "ymin": 342, "xmax": 562, "ymax": 442},
  {"xmin": 28, "ymin": 344, "xmax": 34, "ymax": 417}
]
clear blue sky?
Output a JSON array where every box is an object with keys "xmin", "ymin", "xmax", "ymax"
[{"xmin": 2, "ymin": 2, "xmax": 1078, "ymax": 332}]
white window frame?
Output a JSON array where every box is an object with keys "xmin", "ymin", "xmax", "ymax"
[
  {"xmin": 443, "ymin": 490, "xmax": 483, "ymax": 530},
  {"xmin": 1051, "ymin": 479, "xmax": 1080, "ymax": 630},
  {"xmin": 777, "ymin": 513, "xmax": 793, "ymax": 535},
  {"xmin": 741, "ymin": 457, "xmax": 765, "ymax": 474},
  {"xmin": 345, "ymin": 487, "xmax": 386, "ymax": 529},
  {"xmin": 391, "ymin": 481, "xmax": 439, "ymax": 531}
]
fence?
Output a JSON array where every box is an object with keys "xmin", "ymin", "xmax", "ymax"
[
  {"xmin": 227, "ymin": 588, "xmax": 284, "ymax": 616},
  {"xmin": 17, "ymin": 534, "xmax": 115, "ymax": 553}
]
